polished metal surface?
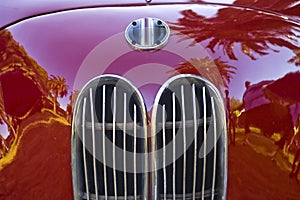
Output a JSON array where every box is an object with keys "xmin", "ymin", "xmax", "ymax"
[
  {"xmin": 133, "ymin": 104, "xmax": 137, "ymax": 200},
  {"xmin": 211, "ymin": 97, "xmax": 217, "ymax": 200},
  {"xmin": 125, "ymin": 17, "xmax": 170, "ymax": 51},
  {"xmin": 192, "ymin": 84, "xmax": 197, "ymax": 200},
  {"xmin": 72, "ymin": 75, "xmax": 148, "ymax": 200},
  {"xmin": 201, "ymin": 86, "xmax": 207, "ymax": 200},
  {"xmin": 73, "ymin": 74, "xmax": 227, "ymax": 200},
  {"xmin": 172, "ymin": 92, "xmax": 176, "ymax": 200},
  {"xmin": 90, "ymin": 88, "xmax": 99, "ymax": 200},
  {"xmin": 162, "ymin": 104, "xmax": 167, "ymax": 200},
  {"xmin": 112, "ymin": 86, "xmax": 117, "ymax": 200},
  {"xmin": 82, "ymin": 98, "xmax": 90, "ymax": 200},
  {"xmin": 103, "ymin": 85, "xmax": 108, "ymax": 200},
  {"xmin": 123, "ymin": 92, "xmax": 127, "ymax": 200},
  {"xmin": 181, "ymin": 85, "xmax": 187, "ymax": 200},
  {"xmin": 151, "ymin": 74, "xmax": 227, "ymax": 200}
]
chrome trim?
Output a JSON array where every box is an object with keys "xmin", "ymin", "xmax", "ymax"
[
  {"xmin": 83, "ymin": 119, "xmax": 213, "ymax": 131},
  {"xmin": 181, "ymin": 85, "xmax": 186, "ymax": 200},
  {"xmin": 162, "ymin": 104, "xmax": 167, "ymax": 200},
  {"xmin": 112, "ymin": 87, "xmax": 117, "ymax": 200},
  {"xmin": 82, "ymin": 98, "xmax": 90, "ymax": 200},
  {"xmin": 201, "ymin": 86, "xmax": 207, "ymax": 200},
  {"xmin": 90, "ymin": 88, "xmax": 99, "ymax": 200},
  {"xmin": 140, "ymin": 18, "xmax": 145, "ymax": 46},
  {"xmin": 73, "ymin": 73, "xmax": 227, "ymax": 200},
  {"xmin": 172, "ymin": 92, "xmax": 176, "ymax": 200},
  {"xmin": 123, "ymin": 92, "xmax": 127, "ymax": 200},
  {"xmin": 81, "ymin": 193, "xmax": 144, "ymax": 200},
  {"xmin": 72, "ymin": 74, "xmax": 148, "ymax": 200},
  {"xmin": 207, "ymin": 80, "xmax": 228, "ymax": 200},
  {"xmin": 192, "ymin": 84, "xmax": 197, "ymax": 200},
  {"xmin": 125, "ymin": 17, "xmax": 170, "ymax": 51},
  {"xmin": 151, "ymin": 74, "xmax": 228, "ymax": 200},
  {"xmin": 211, "ymin": 97, "xmax": 217, "ymax": 200},
  {"xmin": 103, "ymin": 85, "xmax": 108, "ymax": 200},
  {"xmin": 134, "ymin": 104, "xmax": 137, "ymax": 200}
]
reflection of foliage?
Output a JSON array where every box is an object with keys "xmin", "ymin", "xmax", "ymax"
[
  {"xmin": 170, "ymin": 6, "xmax": 299, "ymax": 61},
  {"xmin": 191, "ymin": 0, "xmax": 300, "ymax": 20},
  {"xmin": 0, "ymin": 30, "xmax": 50, "ymax": 156},
  {"xmin": 66, "ymin": 90, "xmax": 79, "ymax": 123},
  {"xmin": 0, "ymin": 82, "xmax": 17, "ymax": 138},
  {"xmin": 68, "ymin": 90, "xmax": 79, "ymax": 108},
  {"xmin": 0, "ymin": 30, "xmax": 72, "ymax": 159},
  {"xmin": 230, "ymin": 97, "xmax": 242, "ymax": 112},
  {"xmin": 288, "ymin": 49, "xmax": 300, "ymax": 66},
  {"xmin": 0, "ymin": 30, "xmax": 48, "ymax": 94},
  {"xmin": 47, "ymin": 75, "xmax": 68, "ymax": 114},
  {"xmin": 0, "ymin": 135, "xmax": 7, "ymax": 159},
  {"xmin": 169, "ymin": 57, "xmax": 237, "ymax": 88}
]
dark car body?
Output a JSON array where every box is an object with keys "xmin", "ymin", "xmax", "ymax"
[{"xmin": 0, "ymin": 0, "xmax": 299, "ymax": 199}]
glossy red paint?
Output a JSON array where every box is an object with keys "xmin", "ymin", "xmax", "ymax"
[{"xmin": 0, "ymin": 1, "xmax": 299, "ymax": 199}]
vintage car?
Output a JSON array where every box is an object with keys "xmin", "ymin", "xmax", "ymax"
[{"xmin": 0, "ymin": 0, "xmax": 299, "ymax": 199}]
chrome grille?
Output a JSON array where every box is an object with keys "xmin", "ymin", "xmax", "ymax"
[
  {"xmin": 151, "ymin": 75, "xmax": 227, "ymax": 200},
  {"xmin": 72, "ymin": 75, "xmax": 148, "ymax": 200},
  {"xmin": 72, "ymin": 74, "xmax": 227, "ymax": 200}
]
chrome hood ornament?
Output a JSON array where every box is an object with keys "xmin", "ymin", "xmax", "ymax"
[{"xmin": 125, "ymin": 17, "xmax": 170, "ymax": 51}]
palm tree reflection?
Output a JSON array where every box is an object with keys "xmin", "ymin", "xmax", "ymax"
[
  {"xmin": 169, "ymin": 57, "xmax": 237, "ymax": 88},
  {"xmin": 289, "ymin": 49, "xmax": 300, "ymax": 66},
  {"xmin": 0, "ymin": 29, "xmax": 74, "ymax": 199},
  {"xmin": 0, "ymin": 30, "xmax": 73, "ymax": 163},
  {"xmin": 170, "ymin": 2, "xmax": 299, "ymax": 61},
  {"xmin": 171, "ymin": 1, "xmax": 300, "ymax": 196},
  {"xmin": 47, "ymin": 75, "xmax": 68, "ymax": 114},
  {"xmin": 190, "ymin": 0, "xmax": 300, "ymax": 19},
  {"xmin": 170, "ymin": 1, "xmax": 300, "ymax": 144}
]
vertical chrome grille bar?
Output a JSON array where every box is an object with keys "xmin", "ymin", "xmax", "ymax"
[
  {"xmin": 123, "ymin": 93, "xmax": 127, "ymax": 200},
  {"xmin": 133, "ymin": 104, "xmax": 137, "ymax": 200},
  {"xmin": 211, "ymin": 97, "xmax": 217, "ymax": 200},
  {"xmin": 82, "ymin": 98, "xmax": 90, "ymax": 200},
  {"xmin": 172, "ymin": 92, "xmax": 176, "ymax": 200},
  {"xmin": 201, "ymin": 87, "xmax": 207, "ymax": 200},
  {"xmin": 102, "ymin": 85, "xmax": 108, "ymax": 200},
  {"xmin": 192, "ymin": 84, "xmax": 197, "ymax": 200},
  {"xmin": 162, "ymin": 104, "xmax": 167, "ymax": 200},
  {"xmin": 181, "ymin": 85, "xmax": 186, "ymax": 199},
  {"xmin": 113, "ymin": 87, "xmax": 117, "ymax": 200},
  {"xmin": 89, "ymin": 88, "xmax": 99, "ymax": 200}
]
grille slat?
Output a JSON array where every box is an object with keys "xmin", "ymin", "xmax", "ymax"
[
  {"xmin": 103, "ymin": 85, "xmax": 108, "ymax": 200},
  {"xmin": 172, "ymin": 92, "xmax": 176, "ymax": 200},
  {"xmin": 201, "ymin": 86, "xmax": 207, "ymax": 200},
  {"xmin": 192, "ymin": 84, "xmax": 197, "ymax": 200},
  {"xmin": 211, "ymin": 97, "xmax": 216, "ymax": 200},
  {"xmin": 82, "ymin": 193, "xmax": 144, "ymax": 200},
  {"xmin": 82, "ymin": 98, "xmax": 90, "ymax": 200},
  {"xmin": 90, "ymin": 88, "xmax": 99, "ymax": 200},
  {"xmin": 123, "ymin": 93, "xmax": 127, "ymax": 200},
  {"xmin": 84, "ymin": 119, "xmax": 212, "ymax": 131},
  {"xmin": 181, "ymin": 85, "xmax": 187, "ymax": 200},
  {"xmin": 162, "ymin": 104, "xmax": 167, "ymax": 200},
  {"xmin": 112, "ymin": 86, "xmax": 117, "ymax": 200},
  {"xmin": 133, "ymin": 104, "xmax": 137, "ymax": 200}
]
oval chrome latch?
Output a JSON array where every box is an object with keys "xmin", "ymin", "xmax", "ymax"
[{"xmin": 125, "ymin": 18, "xmax": 170, "ymax": 51}]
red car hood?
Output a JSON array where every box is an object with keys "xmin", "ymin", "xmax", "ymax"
[{"xmin": 0, "ymin": 1, "xmax": 299, "ymax": 200}]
